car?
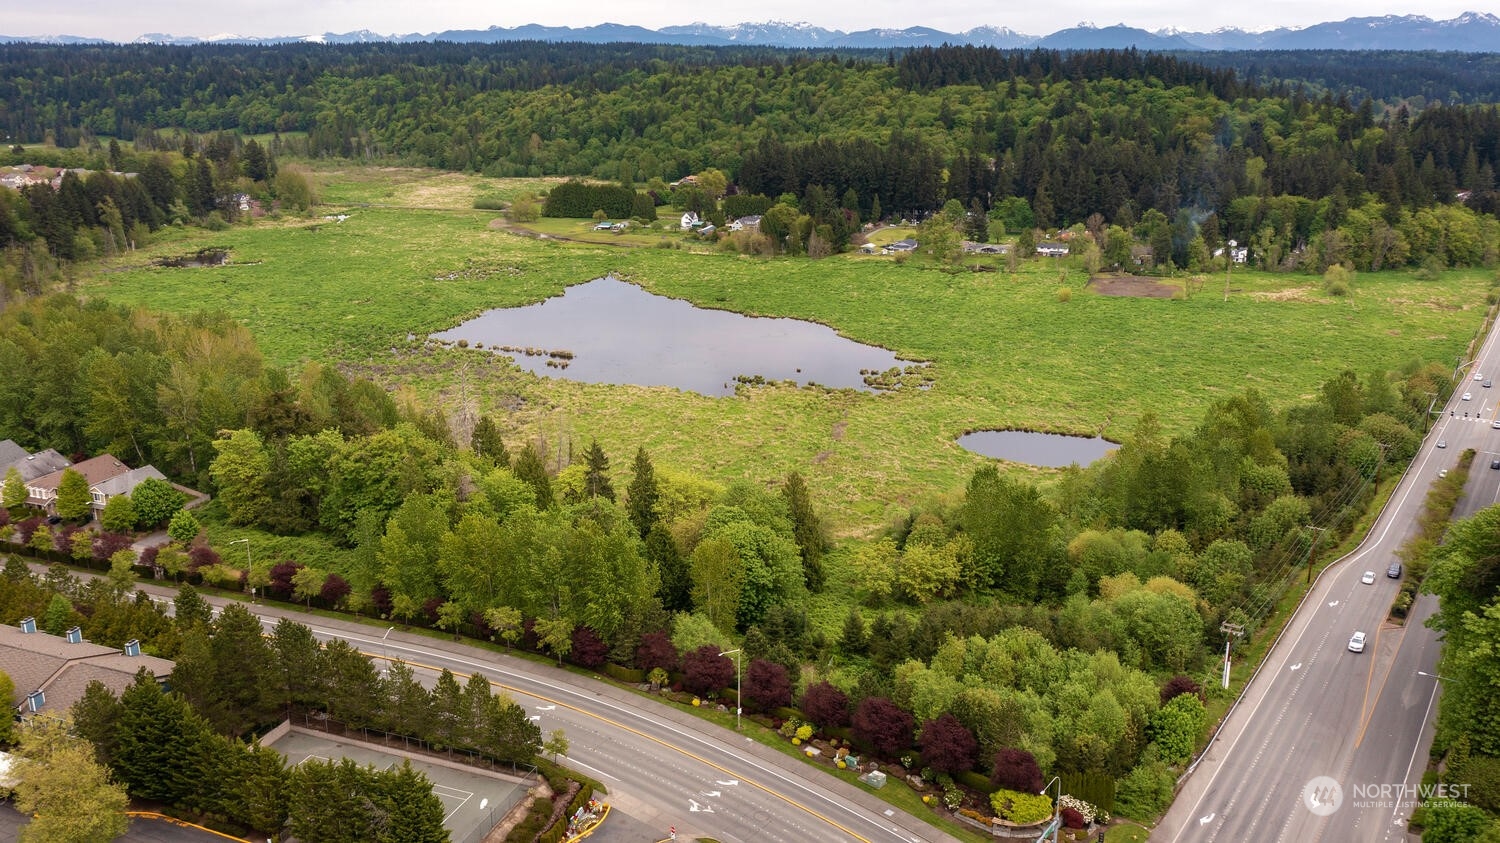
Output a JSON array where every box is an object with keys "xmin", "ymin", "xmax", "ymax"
[
  {"xmin": 1487, "ymin": 380, "xmax": 1494, "ymax": 388},
  {"xmin": 1388, "ymin": 562, "xmax": 1403, "ymax": 578},
  {"xmin": 1348, "ymin": 631, "xmax": 1367, "ymax": 653},
  {"xmin": 1476, "ymin": 372, "xmax": 1485, "ymax": 381},
  {"xmin": 1361, "ymin": 570, "xmax": 1377, "ymax": 584},
  {"xmin": 1437, "ymin": 439, "xmax": 1448, "ymax": 448},
  {"xmin": 1492, "ymin": 458, "xmax": 1500, "ymax": 469},
  {"xmin": 1440, "ymin": 469, "xmax": 1449, "ymax": 477},
  {"xmin": 1493, "ymin": 420, "xmax": 1500, "ymax": 429},
  {"xmin": 1464, "ymin": 392, "xmax": 1473, "ymax": 401}
]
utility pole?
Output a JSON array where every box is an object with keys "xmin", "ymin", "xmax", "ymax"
[
  {"xmin": 1305, "ymin": 526, "xmax": 1328, "ymax": 584},
  {"xmin": 1220, "ymin": 621, "xmax": 1245, "ymax": 689}
]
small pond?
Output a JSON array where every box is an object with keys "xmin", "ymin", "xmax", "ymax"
[
  {"xmin": 958, "ymin": 430, "xmax": 1118, "ymax": 468},
  {"xmin": 432, "ymin": 277, "xmax": 919, "ymax": 396}
]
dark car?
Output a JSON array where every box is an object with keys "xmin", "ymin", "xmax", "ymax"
[
  {"xmin": 1388, "ymin": 562, "xmax": 1403, "ymax": 578},
  {"xmin": 1492, "ymin": 459, "xmax": 1500, "ymax": 470}
]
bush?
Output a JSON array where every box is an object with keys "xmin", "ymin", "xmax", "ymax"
[
  {"xmin": 918, "ymin": 713, "xmax": 978, "ymax": 776},
  {"xmin": 1160, "ymin": 675, "xmax": 1203, "ymax": 705},
  {"xmin": 852, "ymin": 697, "xmax": 914, "ymax": 758},
  {"xmin": 1057, "ymin": 287, "xmax": 1072, "ymax": 302},
  {"xmin": 1115, "ymin": 754, "xmax": 1175, "ymax": 820},
  {"xmin": 1420, "ymin": 802, "xmax": 1494, "ymax": 842},
  {"xmin": 635, "ymin": 631, "xmax": 679, "ymax": 673},
  {"xmin": 569, "ymin": 626, "xmax": 609, "ymax": 669},
  {"xmin": 1061, "ymin": 806, "xmax": 1085, "ymax": 828},
  {"xmin": 991, "ymin": 747, "xmax": 1043, "ymax": 794},
  {"xmin": 1149, "ymin": 693, "xmax": 1207, "ymax": 765},
  {"xmin": 990, "ymin": 788, "xmax": 1052, "ymax": 824},
  {"xmin": 681, "ymin": 645, "xmax": 734, "ymax": 697},
  {"xmin": 742, "ymin": 658, "xmax": 792, "ymax": 713},
  {"xmin": 800, "ymin": 681, "xmax": 850, "ymax": 729}
]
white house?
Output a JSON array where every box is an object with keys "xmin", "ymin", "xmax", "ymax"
[
  {"xmin": 680, "ymin": 211, "xmax": 702, "ymax": 230},
  {"xmin": 1036, "ymin": 241, "xmax": 1069, "ymax": 257}
]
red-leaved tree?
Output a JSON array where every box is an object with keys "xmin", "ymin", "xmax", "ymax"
[
  {"xmin": 570, "ymin": 625, "xmax": 610, "ymax": 669},
  {"xmin": 918, "ymin": 713, "xmax": 978, "ymax": 775},
  {"xmin": 635, "ymin": 631, "xmax": 680, "ymax": 673},
  {"xmin": 682, "ymin": 645, "xmax": 735, "ymax": 697},
  {"xmin": 852, "ymin": 696, "xmax": 915, "ymax": 758},
  {"xmin": 800, "ymin": 681, "xmax": 850, "ymax": 728},
  {"xmin": 1160, "ymin": 674, "xmax": 1203, "ymax": 705},
  {"xmin": 742, "ymin": 658, "xmax": 791, "ymax": 713},
  {"xmin": 991, "ymin": 747, "xmax": 1044, "ymax": 794},
  {"xmin": 320, "ymin": 573, "xmax": 351, "ymax": 606}
]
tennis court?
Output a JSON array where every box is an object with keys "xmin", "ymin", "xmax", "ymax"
[{"xmin": 266, "ymin": 728, "xmax": 529, "ymax": 843}]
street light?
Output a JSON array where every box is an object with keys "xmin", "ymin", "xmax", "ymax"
[
  {"xmin": 229, "ymin": 538, "xmax": 253, "ymax": 600},
  {"xmin": 1041, "ymin": 775, "xmax": 1062, "ymax": 843},
  {"xmin": 1417, "ymin": 671, "xmax": 1451, "ymax": 681},
  {"xmin": 718, "ymin": 648, "xmax": 742, "ymax": 730},
  {"xmin": 381, "ymin": 626, "xmax": 395, "ymax": 672}
]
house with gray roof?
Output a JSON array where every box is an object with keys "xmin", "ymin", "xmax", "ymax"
[{"xmin": 0, "ymin": 621, "xmax": 173, "ymax": 718}]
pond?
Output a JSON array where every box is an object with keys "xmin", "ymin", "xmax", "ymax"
[
  {"xmin": 957, "ymin": 430, "xmax": 1118, "ymax": 468},
  {"xmin": 432, "ymin": 277, "xmax": 920, "ymax": 396}
]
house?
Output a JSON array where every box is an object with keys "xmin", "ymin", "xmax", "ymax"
[
  {"xmin": 963, "ymin": 241, "xmax": 1008, "ymax": 255},
  {"xmin": 728, "ymin": 215, "xmax": 762, "ymax": 232},
  {"xmin": 859, "ymin": 242, "xmax": 879, "ymax": 254},
  {"xmin": 680, "ymin": 211, "xmax": 702, "ymax": 230},
  {"xmin": 25, "ymin": 454, "xmax": 131, "ymax": 513},
  {"xmin": 696, "ymin": 223, "xmax": 717, "ymax": 237},
  {"xmin": 1, "ymin": 621, "xmax": 173, "ymax": 719},
  {"xmin": 91, "ymin": 465, "xmax": 169, "ymax": 510},
  {"xmin": 1213, "ymin": 246, "xmax": 1249, "ymax": 264},
  {"xmin": 1036, "ymin": 241, "xmax": 1069, "ymax": 257},
  {"xmin": 1131, "ymin": 244, "xmax": 1155, "ymax": 267},
  {"xmin": 593, "ymin": 221, "xmax": 615, "ymax": 231},
  {"xmin": 888, "ymin": 239, "xmax": 919, "ymax": 253},
  {"xmin": 0, "ymin": 440, "xmax": 72, "ymax": 482},
  {"xmin": 670, "ymin": 175, "xmax": 699, "ymax": 188}
]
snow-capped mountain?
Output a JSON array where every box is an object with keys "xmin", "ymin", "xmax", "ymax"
[{"xmin": 4, "ymin": 12, "xmax": 1499, "ymax": 52}]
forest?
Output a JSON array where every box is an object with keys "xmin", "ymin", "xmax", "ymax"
[{"xmin": 4, "ymin": 42, "xmax": 1500, "ymax": 274}]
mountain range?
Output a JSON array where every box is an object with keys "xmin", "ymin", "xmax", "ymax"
[{"xmin": 5, "ymin": 12, "xmax": 1500, "ymax": 52}]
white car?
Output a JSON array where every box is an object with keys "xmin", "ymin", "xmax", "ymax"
[
  {"xmin": 1361, "ymin": 570, "xmax": 1376, "ymax": 584},
  {"xmin": 1348, "ymin": 631, "xmax": 1367, "ymax": 653},
  {"xmin": 1477, "ymin": 372, "xmax": 1485, "ymax": 381},
  {"xmin": 1464, "ymin": 392, "xmax": 1473, "ymax": 401},
  {"xmin": 1437, "ymin": 440, "xmax": 1448, "ymax": 448},
  {"xmin": 1439, "ymin": 469, "xmax": 1449, "ymax": 478}
]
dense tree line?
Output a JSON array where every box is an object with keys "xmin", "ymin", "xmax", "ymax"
[{"xmin": 7, "ymin": 42, "xmax": 1500, "ymax": 254}]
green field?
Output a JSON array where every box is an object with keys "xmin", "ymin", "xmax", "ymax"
[{"xmin": 81, "ymin": 168, "xmax": 1493, "ymax": 532}]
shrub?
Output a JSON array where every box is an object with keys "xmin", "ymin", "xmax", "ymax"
[
  {"xmin": 1057, "ymin": 287, "xmax": 1072, "ymax": 302},
  {"xmin": 636, "ymin": 631, "xmax": 680, "ymax": 673},
  {"xmin": 742, "ymin": 658, "xmax": 792, "ymax": 713},
  {"xmin": 990, "ymin": 788, "xmax": 1052, "ymax": 824},
  {"xmin": 991, "ymin": 747, "xmax": 1043, "ymax": 794},
  {"xmin": 852, "ymin": 697, "xmax": 915, "ymax": 758},
  {"xmin": 1160, "ymin": 675, "xmax": 1203, "ymax": 705},
  {"xmin": 1149, "ymin": 693, "xmax": 1207, "ymax": 765},
  {"xmin": 919, "ymin": 713, "xmax": 978, "ymax": 776},
  {"xmin": 569, "ymin": 626, "xmax": 609, "ymax": 669},
  {"xmin": 1115, "ymin": 754, "xmax": 1175, "ymax": 820},
  {"xmin": 1061, "ymin": 806, "xmax": 1085, "ymax": 829},
  {"xmin": 681, "ymin": 645, "xmax": 734, "ymax": 697},
  {"xmin": 800, "ymin": 681, "xmax": 850, "ymax": 729}
]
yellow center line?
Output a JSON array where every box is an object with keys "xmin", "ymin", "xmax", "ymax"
[{"xmin": 370, "ymin": 652, "xmax": 872, "ymax": 843}]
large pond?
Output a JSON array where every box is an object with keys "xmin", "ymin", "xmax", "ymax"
[
  {"xmin": 432, "ymin": 277, "xmax": 919, "ymax": 396},
  {"xmin": 957, "ymin": 430, "xmax": 1118, "ymax": 468}
]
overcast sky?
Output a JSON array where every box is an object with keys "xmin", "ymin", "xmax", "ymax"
[{"xmin": 7, "ymin": 1, "xmax": 1491, "ymax": 41}]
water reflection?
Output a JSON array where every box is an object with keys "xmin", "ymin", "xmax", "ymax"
[
  {"xmin": 958, "ymin": 430, "xmax": 1117, "ymax": 468},
  {"xmin": 433, "ymin": 277, "xmax": 918, "ymax": 396}
]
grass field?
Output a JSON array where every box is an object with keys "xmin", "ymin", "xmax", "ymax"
[{"xmin": 79, "ymin": 168, "xmax": 1495, "ymax": 532}]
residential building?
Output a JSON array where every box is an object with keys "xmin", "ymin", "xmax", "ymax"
[{"xmin": 1, "ymin": 620, "xmax": 173, "ymax": 719}]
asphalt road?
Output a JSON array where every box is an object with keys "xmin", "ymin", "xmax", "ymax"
[
  {"xmin": 99, "ymin": 577, "xmax": 957, "ymax": 843},
  {"xmin": 1156, "ymin": 340, "xmax": 1500, "ymax": 842}
]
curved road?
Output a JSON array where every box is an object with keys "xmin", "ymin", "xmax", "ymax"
[
  {"xmin": 95, "ymin": 574, "xmax": 956, "ymax": 843},
  {"xmin": 1157, "ymin": 334, "xmax": 1500, "ymax": 841}
]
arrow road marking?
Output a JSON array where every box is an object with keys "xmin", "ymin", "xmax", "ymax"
[
  {"xmin": 536, "ymin": 705, "xmax": 556, "ymax": 711},
  {"xmin": 1291, "ymin": 663, "xmax": 1302, "ymax": 671},
  {"xmin": 1199, "ymin": 813, "xmax": 1216, "ymax": 826},
  {"xmin": 702, "ymin": 790, "xmax": 721, "ymax": 798},
  {"xmin": 715, "ymin": 780, "xmax": 738, "ymax": 786},
  {"xmin": 688, "ymin": 799, "xmax": 714, "ymax": 813},
  {"xmin": 1328, "ymin": 600, "xmax": 1340, "ymax": 607}
]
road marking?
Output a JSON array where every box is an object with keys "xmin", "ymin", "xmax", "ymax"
[
  {"xmin": 1290, "ymin": 663, "xmax": 1302, "ymax": 671},
  {"xmin": 688, "ymin": 799, "xmax": 714, "ymax": 813},
  {"xmin": 1328, "ymin": 600, "xmax": 1339, "ymax": 607},
  {"xmin": 702, "ymin": 790, "xmax": 721, "ymax": 798},
  {"xmin": 561, "ymin": 755, "xmax": 620, "ymax": 782},
  {"xmin": 537, "ymin": 704, "xmax": 556, "ymax": 711},
  {"xmin": 332, "ymin": 643, "xmax": 874, "ymax": 842},
  {"xmin": 1200, "ymin": 813, "xmax": 1216, "ymax": 825},
  {"xmin": 715, "ymin": 780, "xmax": 739, "ymax": 786}
]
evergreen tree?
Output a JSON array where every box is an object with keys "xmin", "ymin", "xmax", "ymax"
[
  {"xmin": 114, "ymin": 670, "xmax": 212, "ymax": 805},
  {"xmin": 209, "ymin": 603, "xmax": 276, "ymax": 735},
  {"xmin": 471, "ymin": 415, "xmax": 508, "ymax": 466},
  {"xmin": 512, "ymin": 444, "xmax": 553, "ymax": 509},
  {"xmin": 68, "ymin": 679, "xmax": 122, "ymax": 766},
  {"xmin": 626, "ymin": 447, "xmax": 660, "ymax": 538},
  {"xmin": 173, "ymin": 584, "xmax": 213, "ymax": 631},
  {"xmin": 782, "ymin": 472, "xmax": 826, "ymax": 591},
  {"xmin": 647, "ymin": 523, "xmax": 690, "ymax": 612},
  {"xmin": 374, "ymin": 761, "xmax": 448, "ymax": 843},
  {"xmin": 269, "ymin": 617, "xmax": 325, "ymax": 712},
  {"xmin": 582, "ymin": 439, "xmax": 615, "ymax": 502}
]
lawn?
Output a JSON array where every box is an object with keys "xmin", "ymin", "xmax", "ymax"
[{"xmin": 80, "ymin": 168, "xmax": 1494, "ymax": 532}]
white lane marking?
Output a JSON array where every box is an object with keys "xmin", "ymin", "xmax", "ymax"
[
  {"xmin": 1200, "ymin": 813, "xmax": 1216, "ymax": 825},
  {"xmin": 561, "ymin": 754, "xmax": 620, "ymax": 782},
  {"xmin": 1291, "ymin": 663, "xmax": 1302, "ymax": 671},
  {"xmin": 715, "ymin": 780, "xmax": 739, "ymax": 786},
  {"xmin": 702, "ymin": 790, "xmax": 721, "ymax": 798}
]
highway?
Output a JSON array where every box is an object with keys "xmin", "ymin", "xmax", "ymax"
[
  {"xmin": 1156, "ymin": 342, "xmax": 1500, "ymax": 842},
  {"xmin": 83, "ymin": 573, "xmax": 957, "ymax": 843}
]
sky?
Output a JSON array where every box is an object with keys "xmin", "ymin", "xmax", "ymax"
[{"xmin": 5, "ymin": 0, "xmax": 1492, "ymax": 41}]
